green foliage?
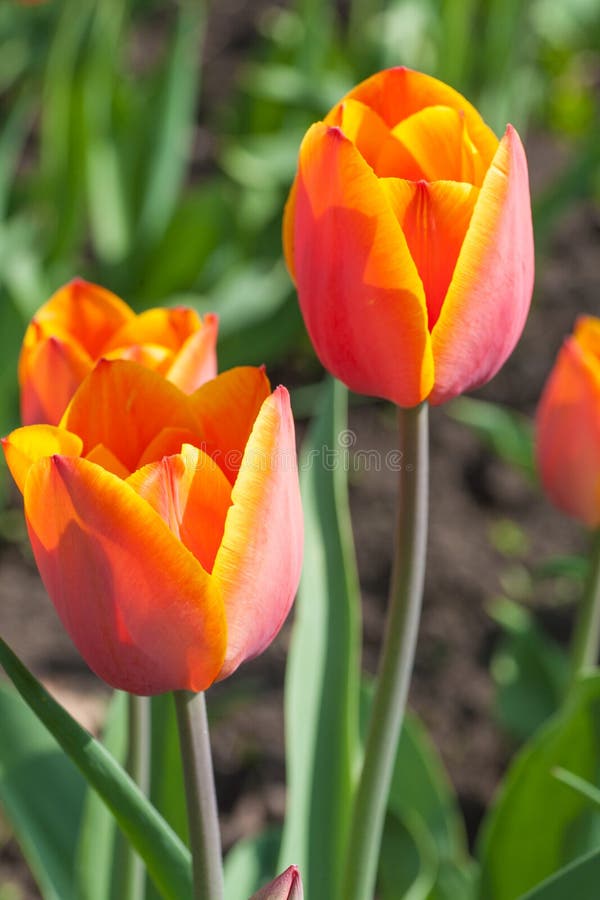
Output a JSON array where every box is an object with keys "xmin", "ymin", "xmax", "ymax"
[
  {"xmin": 477, "ymin": 674, "xmax": 600, "ymax": 900},
  {"xmin": 0, "ymin": 638, "xmax": 192, "ymax": 900},
  {"xmin": 489, "ymin": 598, "xmax": 568, "ymax": 742},
  {"xmin": 277, "ymin": 377, "xmax": 362, "ymax": 900}
]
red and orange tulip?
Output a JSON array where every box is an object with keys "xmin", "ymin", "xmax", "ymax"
[
  {"xmin": 19, "ymin": 278, "xmax": 218, "ymax": 426},
  {"xmin": 536, "ymin": 317, "xmax": 600, "ymax": 528},
  {"xmin": 284, "ymin": 67, "xmax": 534, "ymax": 407},
  {"xmin": 3, "ymin": 361, "xmax": 303, "ymax": 694}
]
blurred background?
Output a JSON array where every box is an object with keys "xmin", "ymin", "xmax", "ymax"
[{"xmin": 0, "ymin": 0, "xmax": 599, "ymax": 896}]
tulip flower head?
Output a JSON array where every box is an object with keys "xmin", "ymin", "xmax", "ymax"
[
  {"xmin": 536, "ymin": 317, "xmax": 600, "ymax": 528},
  {"xmin": 19, "ymin": 278, "xmax": 218, "ymax": 426},
  {"xmin": 251, "ymin": 866, "xmax": 304, "ymax": 900},
  {"xmin": 284, "ymin": 67, "xmax": 534, "ymax": 407},
  {"xmin": 3, "ymin": 361, "xmax": 303, "ymax": 694}
]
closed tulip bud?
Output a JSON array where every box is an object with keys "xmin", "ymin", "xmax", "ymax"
[
  {"xmin": 284, "ymin": 66, "xmax": 534, "ymax": 407},
  {"xmin": 19, "ymin": 278, "xmax": 218, "ymax": 426},
  {"xmin": 3, "ymin": 361, "xmax": 303, "ymax": 694},
  {"xmin": 250, "ymin": 866, "xmax": 303, "ymax": 900},
  {"xmin": 536, "ymin": 317, "xmax": 600, "ymax": 527}
]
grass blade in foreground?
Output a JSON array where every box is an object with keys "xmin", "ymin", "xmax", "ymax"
[
  {"xmin": 0, "ymin": 637, "xmax": 192, "ymax": 900},
  {"xmin": 278, "ymin": 377, "xmax": 361, "ymax": 900},
  {"xmin": 518, "ymin": 848, "xmax": 600, "ymax": 900}
]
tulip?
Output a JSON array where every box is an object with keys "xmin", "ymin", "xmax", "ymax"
[
  {"xmin": 3, "ymin": 360, "xmax": 303, "ymax": 694},
  {"xmin": 251, "ymin": 866, "xmax": 303, "ymax": 900},
  {"xmin": 536, "ymin": 317, "xmax": 600, "ymax": 527},
  {"xmin": 19, "ymin": 278, "xmax": 218, "ymax": 426},
  {"xmin": 283, "ymin": 66, "xmax": 534, "ymax": 407}
]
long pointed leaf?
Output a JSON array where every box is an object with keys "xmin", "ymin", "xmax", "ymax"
[
  {"xmin": 278, "ymin": 377, "xmax": 361, "ymax": 900},
  {"xmin": 0, "ymin": 637, "xmax": 192, "ymax": 900}
]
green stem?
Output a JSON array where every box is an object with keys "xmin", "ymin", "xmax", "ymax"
[
  {"xmin": 174, "ymin": 691, "xmax": 223, "ymax": 900},
  {"xmin": 570, "ymin": 529, "xmax": 600, "ymax": 681},
  {"xmin": 122, "ymin": 694, "xmax": 150, "ymax": 900},
  {"xmin": 340, "ymin": 403, "xmax": 429, "ymax": 900}
]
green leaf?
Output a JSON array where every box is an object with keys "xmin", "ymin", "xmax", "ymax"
[
  {"xmin": 489, "ymin": 598, "xmax": 568, "ymax": 742},
  {"xmin": 0, "ymin": 682, "xmax": 85, "ymax": 900},
  {"xmin": 552, "ymin": 768, "xmax": 600, "ymax": 810},
  {"xmin": 378, "ymin": 813, "xmax": 438, "ymax": 900},
  {"xmin": 0, "ymin": 637, "xmax": 192, "ymax": 900},
  {"xmin": 478, "ymin": 673, "xmax": 600, "ymax": 900},
  {"xmin": 136, "ymin": 0, "xmax": 206, "ymax": 249},
  {"xmin": 74, "ymin": 691, "xmax": 128, "ymax": 900},
  {"xmin": 447, "ymin": 397, "xmax": 534, "ymax": 479},
  {"xmin": 518, "ymin": 848, "xmax": 600, "ymax": 900},
  {"xmin": 224, "ymin": 829, "xmax": 281, "ymax": 900},
  {"xmin": 277, "ymin": 377, "xmax": 361, "ymax": 900}
]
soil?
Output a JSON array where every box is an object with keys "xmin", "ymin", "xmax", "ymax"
[{"xmin": 2, "ymin": 4, "xmax": 600, "ymax": 898}]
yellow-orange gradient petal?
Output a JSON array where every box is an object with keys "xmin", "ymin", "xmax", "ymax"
[
  {"xmin": 574, "ymin": 316, "xmax": 600, "ymax": 361},
  {"xmin": 536, "ymin": 335, "xmax": 600, "ymax": 527},
  {"xmin": 190, "ymin": 367, "xmax": 272, "ymax": 483},
  {"xmin": 24, "ymin": 456, "xmax": 227, "ymax": 694},
  {"xmin": 283, "ymin": 176, "xmax": 299, "ymax": 283},
  {"xmin": 381, "ymin": 178, "xmax": 479, "ymax": 329},
  {"xmin": 85, "ymin": 444, "xmax": 130, "ymax": 479},
  {"xmin": 103, "ymin": 307, "xmax": 202, "ymax": 354},
  {"xmin": 213, "ymin": 387, "xmax": 303, "ymax": 679},
  {"xmin": 430, "ymin": 126, "xmax": 534, "ymax": 404},
  {"xmin": 137, "ymin": 427, "xmax": 204, "ymax": 468},
  {"xmin": 166, "ymin": 313, "xmax": 219, "ymax": 393},
  {"xmin": 2, "ymin": 425, "xmax": 83, "ymax": 494},
  {"xmin": 19, "ymin": 336, "xmax": 93, "ymax": 426},
  {"xmin": 2, "ymin": 425, "xmax": 83, "ymax": 493},
  {"xmin": 293, "ymin": 122, "xmax": 433, "ymax": 407},
  {"xmin": 102, "ymin": 343, "xmax": 173, "ymax": 373},
  {"xmin": 345, "ymin": 67, "xmax": 498, "ymax": 164},
  {"xmin": 29, "ymin": 279, "xmax": 133, "ymax": 360},
  {"xmin": 61, "ymin": 359, "xmax": 199, "ymax": 473},
  {"xmin": 127, "ymin": 444, "xmax": 232, "ymax": 573},
  {"xmin": 379, "ymin": 106, "xmax": 489, "ymax": 184}
]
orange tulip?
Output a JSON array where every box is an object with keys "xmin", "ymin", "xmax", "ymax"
[
  {"xmin": 283, "ymin": 67, "xmax": 534, "ymax": 407},
  {"xmin": 19, "ymin": 278, "xmax": 218, "ymax": 426},
  {"xmin": 251, "ymin": 866, "xmax": 303, "ymax": 900},
  {"xmin": 536, "ymin": 317, "xmax": 600, "ymax": 528},
  {"xmin": 3, "ymin": 360, "xmax": 303, "ymax": 695}
]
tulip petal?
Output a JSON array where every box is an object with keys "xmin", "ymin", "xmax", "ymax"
[
  {"xmin": 127, "ymin": 444, "xmax": 232, "ymax": 572},
  {"xmin": 24, "ymin": 279, "xmax": 133, "ymax": 360},
  {"xmin": 19, "ymin": 336, "xmax": 93, "ymax": 426},
  {"xmin": 346, "ymin": 67, "xmax": 497, "ymax": 163},
  {"xmin": 61, "ymin": 359, "xmax": 199, "ymax": 473},
  {"xmin": 166, "ymin": 312, "xmax": 219, "ymax": 393},
  {"xmin": 102, "ymin": 307, "xmax": 202, "ymax": 354},
  {"xmin": 430, "ymin": 126, "xmax": 534, "ymax": 404},
  {"xmin": 85, "ymin": 444, "xmax": 130, "ymax": 479},
  {"xmin": 103, "ymin": 343, "xmax": 173, "ymax": 373},
  {"xmin": 381, "ymin": 178, "xmax": 479, "ymax": 329},
  {"xmin": 2, "ymin": 425, "xmax": 83, "ymax": 494},
  {"xmin": 536, "ymin": 329, "xmax": 600, "ymax": 527},
  {"xmin": 293, "ymin": 122, "xmax": 433, "ymax": 406},
  {"xmin": 24, "ymin": 456, "xmax": 226, "ymax": 694},
  {"xmin": 379, "ymin": 105, "xmax": 489, "ymax": 184},
  {"xmin": 137, "ymin": 426, "xmax": 206, "ymax": 468},
  {"xmin": 213, "ymin": 387, "xmax": 303, "ymax": 679},
  {"xmin": 190, "ymin": 367, "xmax": 272, "ymax": 483},
  {"xmin": 282, "ymin": 176, "xmax": 298, "ymax": 282}
]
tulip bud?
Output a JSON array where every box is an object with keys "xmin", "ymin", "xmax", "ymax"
[
  {"xmin": 250, "ymin": 866, "xmax": 303, "ymax": 900},
  {"xmin": 284, "ymin": 66, "xmax": 534, "ymax": 407},
  {"xmin": 536, "ymin": 317, "xmax": 600, "ymax": 527}
]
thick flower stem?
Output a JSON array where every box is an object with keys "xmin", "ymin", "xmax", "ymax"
[
  {"xmin": 340, "ymin": 403, "xmax": 429, "ymax": 900},
  {"xmin": 570, "ymin": 529, "xmax": 600, "ymax": 682},
  {"xmin": 174, "ymin": 691, "xmax": 223, "ymax": 900},
  {"xmin": 122, "ymin": 694, "xmax": 151, "ymax": 900}
]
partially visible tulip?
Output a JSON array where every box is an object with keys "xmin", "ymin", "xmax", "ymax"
[
  {"xmin": 19, "ymin": 278, "xmax": 218, "ymax": 426},
  {"xmin": 3, "ymin": 360, "xmax": 303, "ymax": 695},
  {"xmin": 284, "ymin": 66, "xmax": 534, "ymax": 407},
  {"xmin": 536, "ymin": 317, "xmax": 600, "ymax": 527},
  {"xmin": 251, "ymin": 866, "xmax": 303, "ymax": 900}
]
